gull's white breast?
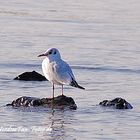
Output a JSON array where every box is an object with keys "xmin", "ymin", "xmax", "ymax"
[
  {"xmin": 42, "ymin": 58, "xmax": 72, "ymax": 85},
  {"xmin": 42, "ymin": 58, "xmax": 57, "ymax": 84}
]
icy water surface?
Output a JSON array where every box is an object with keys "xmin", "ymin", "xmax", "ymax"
[{"xmin": 0, "ymin": 0, "xmax": 140, "ymax": 139}]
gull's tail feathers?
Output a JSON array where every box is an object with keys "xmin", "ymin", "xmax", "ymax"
[{"xmin": 70, "ymin": 78, "xmax": 85, "ymax": 90}]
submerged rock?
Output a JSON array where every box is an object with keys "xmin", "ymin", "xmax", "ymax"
[
  {"xmin": 6, "ymin": 95, "xmax": 77, "ymax": 110},
  {"xmin": 14, "ymin": 71, "xmax": 47, "ymax": 81},
  {"xmin": 99, "ymin": 97, "xmax": 133, "ymax": 109}
]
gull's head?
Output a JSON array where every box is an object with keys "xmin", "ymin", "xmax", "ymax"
[{"xmin": 38, "ymin": 48, "xmax": 61, "ymax": 61}]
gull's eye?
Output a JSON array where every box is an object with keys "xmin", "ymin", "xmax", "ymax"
[
  {"xmin": 49, "ymin": 51, "xmax": 52, "ymax": 55},
  {"xmin": 54, "ymin": 51, "xmax": 56, "ymax": 54}
]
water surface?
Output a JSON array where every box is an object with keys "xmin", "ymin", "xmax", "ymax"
[{"xmin": 0, "ymin": 0, "xmax": 140, "ymax": 139}]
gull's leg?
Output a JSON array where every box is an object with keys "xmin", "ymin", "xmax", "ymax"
[
  {"xmin": 62, "ymin": 85, "xmax": 64, "ymax": 96},
  {"xmin": 53, "ymin": 83, "xmax": 54, "ymax": 99}
]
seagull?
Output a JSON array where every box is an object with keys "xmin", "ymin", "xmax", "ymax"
[{"xmin": 38, "ymin": 48, "xmax": 85, "ymax": 98}]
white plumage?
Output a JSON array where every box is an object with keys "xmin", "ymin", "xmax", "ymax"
[{"xmin": 38, "ymin": 48, "xmax": 85, "ymax": 98}]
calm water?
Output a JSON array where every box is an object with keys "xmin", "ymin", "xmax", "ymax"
[{"xmin": 0, "ymin": 0, "xmax": 140, "ymax": 139}]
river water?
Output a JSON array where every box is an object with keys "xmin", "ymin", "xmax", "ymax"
[{"xmin": 0, "ymin": 0, "xmax": 140, "ymax": 139}]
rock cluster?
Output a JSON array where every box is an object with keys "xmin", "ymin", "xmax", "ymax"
[
  {"xmin": 12, "ymin": 71, "xmax": 134, "ymax": 110},
  {"xmin": 14, "ymin": 71, "xmax": 47, "ymax": 81},
  {"xmin": 99, "ymin": 97, "xmax": 133, "ymax": 109},
  {"xmin": 7, "ymin": 95, "xmax": 77, "ymax": 110}
]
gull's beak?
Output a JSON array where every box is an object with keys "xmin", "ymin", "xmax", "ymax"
[{"xmin": 38, "ymin": 54, "xmax": 46, "ymax": 57}]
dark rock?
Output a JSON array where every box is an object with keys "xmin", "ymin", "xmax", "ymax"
[
  {"xmin": 6, "ymin": 95, "xmax": 77, "ymax": 110},
  {"xmin": 14, "ymin": 71, "xmax": 47, "ymax": 81},
  {"xmin": 99, "ymin": 97, "xmax": 133, "ymax": 109}
]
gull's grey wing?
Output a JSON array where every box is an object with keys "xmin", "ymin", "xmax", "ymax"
[
  {"xmin": 54, "ymin": 60, "xmax": 85, "ymax": 89},
  {"xmin": 54, "ymin": 60, "xmax": 75, "ymax": 84}
]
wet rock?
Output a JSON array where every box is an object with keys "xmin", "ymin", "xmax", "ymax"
[
  {"xmin": 6, "ymin": 96, "xmax": 43, "ymax": 107},
  {"xmin": 99, "ymin": 97, "xmax": 133, "ymax": 109},
  {"xmin": 14, "ymin": 71, "xmax": 47, "ymax": 81},
  {"xmin": 6, "ymin": 95, "xmax": 77, "ymax": 110}
]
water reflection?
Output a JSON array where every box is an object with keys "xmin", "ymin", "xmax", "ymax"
[
  {"xmin": 49, "ymin": 110, "xmax": 65, "ymax": 139},
  {"xmin": 38, "ymin": 109, "xmax": 76, "ymax": 140}
]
